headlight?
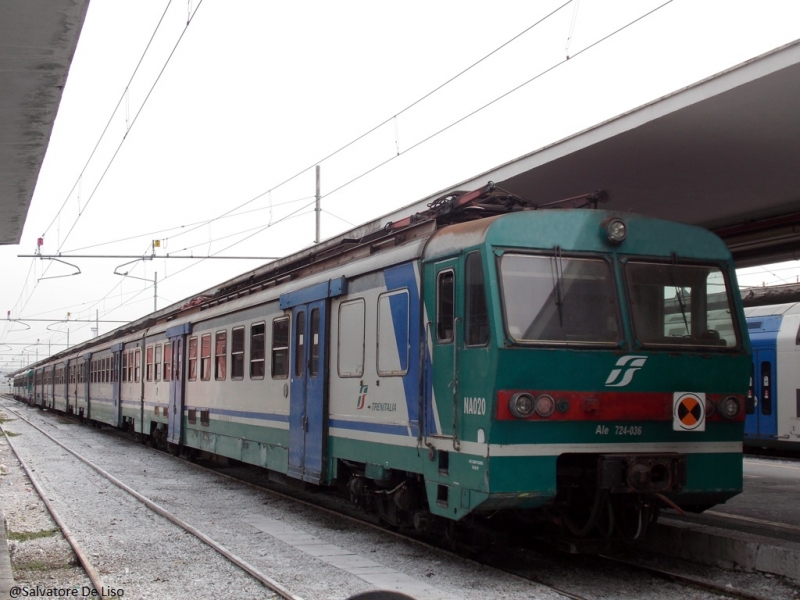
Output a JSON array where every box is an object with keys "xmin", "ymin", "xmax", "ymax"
[
  {"xmin": 509, "ymin": 393, "xmax": 534, "ymax": 419},
  {"xmin": 535, "ymin": 394, "xmax": 556, "ymax": 417},
  {"xmin": 720, "ymin": 396, "xmax": 741, "ymax": 419},
  {"xmin": 605, "ymin": 217, "xmax": 627, "ymax": 244}
]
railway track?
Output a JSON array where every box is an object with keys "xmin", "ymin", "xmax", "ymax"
[
  {"xmin": 1, "ymin": 395, "xmax": 791, "ymax": 600},
  {"xmin": 0, "ymin": 399, "xmax": 297, "ymax": 600}
]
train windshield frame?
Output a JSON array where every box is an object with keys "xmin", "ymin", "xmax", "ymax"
[
  {"xmin": 497, "ymin": 252, "xmax": 622, "ymax": 346},
  {"xmin": 623, "ymin": 260, "xmax": 741, "ymax": 350}
]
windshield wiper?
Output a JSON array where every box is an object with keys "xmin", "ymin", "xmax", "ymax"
[
  {"xmin": 670, "ymin": 253, "xmax": 691, "ymax": 336},
  {"xmin": 552, "ymin": 246, "xmax": 565, "ymax": 327}
]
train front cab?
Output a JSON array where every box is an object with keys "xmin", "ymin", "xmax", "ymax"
[{"xmin": 421, "ymin": 211, "xmax": 749, "ymax": 537}]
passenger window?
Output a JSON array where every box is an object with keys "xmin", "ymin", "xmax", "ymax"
[
  {"xmin": 761, "ymin": 362, "xmax": 772, "ymax": 415},
  {"xmin": 272, "ymin": 317, "xmax": 290, "ymax": 379},
  {"xmin": 215, "ymin": 331, "xmax": 227, "ymax": 381},
  {"xmin": 465, "ymin": 252, "xmax": 489, "ymax": 346},
  {"xmin": 201, "ymin": 333, "xmax": 212, "ymax": 381},
  {"xmin": 338, "ymin": 300, "xmax": 365, "ymax": 377},
  {"xmin": 146, "ymin": 346, "xmax": 154, "ymax": 382},
  {"xmin": 295, "ymin": 311, "xmax": 306, "ymax": 377},
  {"xmin": 231, "ymin": 327, "xmax": 245, "ymax": 380},
  {"xmin": 122, "ymin": 352, "xmax": 128, "ymax": 382},
  {"xmin": 250, "ymin": 323, "xmax": 265, "ymax": 379},
  {"xmin": 155, "ymin": 344, "xmax": 162, "ymax": 381},
  {"xmin": 437, "ymin": 270, "xmax": 455, "ymax": 342},
  {"xmin": 188, "ymin": 337, "xmax": 198, "ymax": 381},
  {"xmin": 378, "ymin": 290, "xmax": 409, "ymax": 376},
  {"xmin": 134, "ymin": 349, "xmax": 141, "ymax": 383},
  {"xmin": 164, "ymin": 344, "xmax": 172, "ymax": 382}
]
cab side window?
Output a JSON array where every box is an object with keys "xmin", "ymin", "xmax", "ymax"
[
  {"xmin": 437, "ymin": 270, "xmax": 455, "ymax": 343},
  {"xmin": 465, "ymin": 252, "xmax": 489, "ymax": 346}
]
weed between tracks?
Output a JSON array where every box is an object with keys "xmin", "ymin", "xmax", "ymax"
[{"xmin": 7, "ymin": 528, "xmax": 59, "ymax": 542}]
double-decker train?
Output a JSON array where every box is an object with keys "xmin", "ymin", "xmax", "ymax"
[
  {"xmin": 743, "ymin": 302, "xmax": 800, "ymax": 451},
  {"xmin": 10, "ymin": 185, "xmax": 749, "ymax": 546}
]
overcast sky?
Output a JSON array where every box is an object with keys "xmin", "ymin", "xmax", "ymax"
[{"xmin": 2, "ymin": 0, "xmax": 800, "ymax": 372}]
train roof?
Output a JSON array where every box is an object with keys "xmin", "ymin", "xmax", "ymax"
[
  {"xmin": 423, "ymin": 209, "xmax": 732, "ymax": 261},
  {"xmin": 744, "ymin": 302, "xmax": 800, "ymax": 317},
  {"xmin": 10, "ymin": 186, "xmax": 733, "ymax": 376}
]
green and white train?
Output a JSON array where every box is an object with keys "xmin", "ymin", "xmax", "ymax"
[{"xmin": 12, "ymin": 186, "xmax": 749, "ymax": 545}]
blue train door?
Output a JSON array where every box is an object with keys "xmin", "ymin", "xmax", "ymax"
[
  {"xmin": 288, "ymin": 299, "xmax": 328, "ymax": 484},
  {"xmin": 167, "ymin": 334, "xmax": 186, "ymax": 445},
  {"xmin": 753, "ymin": 348, "xmax": 778, "ymax": 439}
]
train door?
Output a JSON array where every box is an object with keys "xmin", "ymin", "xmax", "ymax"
[
  {"xmin": 111, "ymin": 344, "xmax": 122, "ymax": 425},
  {"xmin": 50, "ymin": 365, "xmax": 55, "ymax": 407},
  {"xmin": 750, "ymin": 348, "xmax": 778, "ymax": 439},
  {"xmin": 430, "ymin": 258, "xmax": 459, "ymax": 446},
  {"xmin": 288, "ymin": 299, "xmax": 328, "ymax": 483},
  {"xmin": 83, "ymin": 353, "xmax": 91, "ymax": 417},
  {"xmin": 69, "ymin": 360, "xmax": 76, "ymax": 412},
  {"xmin": 166, "ymin": 324, "xmax": 189, "ymax": 446}
]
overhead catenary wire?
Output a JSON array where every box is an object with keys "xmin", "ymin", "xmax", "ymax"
[
  {"xmin": 54, "ymin": 1, "xmax": 205, "ymax": 255},
  {"xmin": 10, "ymin": 1, "xmax": 572, "ymax": 341},
  {"xmin": 41, "ymin": 1, "xmax": 176, "ymax": 241},
  {"xmin": 11, "ymin": 1, "xmax": 675, "ymax": 357},
  {"xmin": 61, "ymin": 195, "xmax": 316, "ymax": 254},
  {"xmin": 81, "ymin": 206, "xmax": 318, "ymax": 330},
  {"xmin": 146, "ymin": 2, "xmax": 574, "ymax": 248},
  {"xmin": 318, "ymin": 0, "xmax": 676, "ymax": 203},
  {"xmin": 147, "ymin": 0, "xmax": 677, "ymax": 291},
  {"xmin": 4, "ymin": 1, "xmax": 201, "ymax": 344}
]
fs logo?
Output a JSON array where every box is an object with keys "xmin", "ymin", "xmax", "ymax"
[
  {"xmin": 605, "ymin": 355, "xmax": 648, "ymax": 387},
  {"xmin": 356, "ymin": 385, "xmax": 369, "ymax": 410}
]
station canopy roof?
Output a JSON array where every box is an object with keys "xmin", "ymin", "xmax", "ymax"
[
  {"xmin": 375, "ymin": 37, "xmax": 800, "ymax": 267},
  {"xmin": 1, "ymin": 5, "xmax": 798, "ymax": 267},
  {"xmin": 0, "ymin": 0, "xmax": 89, "ymax": 245}
]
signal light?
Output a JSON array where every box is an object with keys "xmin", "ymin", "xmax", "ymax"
[{"xmin": 535, "ymin": 394, "xmax": 555, "ymax": 417}]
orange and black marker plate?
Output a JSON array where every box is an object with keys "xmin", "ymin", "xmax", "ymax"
[{"xmin": 673, "ymin": 392, "xmax": 706, "ymax": 431}]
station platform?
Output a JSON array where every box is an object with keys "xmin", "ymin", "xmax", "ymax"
[
  {"xmin": 0, "ymin": 509, "xmax": 15, "ymax": 599},
  {"xmin": 644, "ymin": 455, "xmax": 800, "ymax": 581}
]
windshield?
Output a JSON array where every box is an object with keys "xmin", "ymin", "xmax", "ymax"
[
  {"xmin": 498, "ymin": 253, "xmax": 620, "ymax": 345},
  {"xmin": 625, "ymin": 261, "xmax": 739, "ymax": 348}
]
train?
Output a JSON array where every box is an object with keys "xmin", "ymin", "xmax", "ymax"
[
  {"xmin": 743, "ymin": 302, "xmax": 800, "ymax": 450},
  {"xmin": 9, "ymin": 184, "xmax": 750, "ymax": 548}
]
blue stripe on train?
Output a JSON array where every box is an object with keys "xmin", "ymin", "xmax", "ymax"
[
  {"xmin": 383, "ymin": 262, "xmax": 427, "ymax": 437},
  {"xmin": 329, "ymin": 418, "xmax": 409, "ymax": 436}
]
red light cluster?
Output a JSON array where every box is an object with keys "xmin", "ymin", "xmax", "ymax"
[{"xmin": 495, "ymin": 390, "xmax": 745, "ymax": 422}]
